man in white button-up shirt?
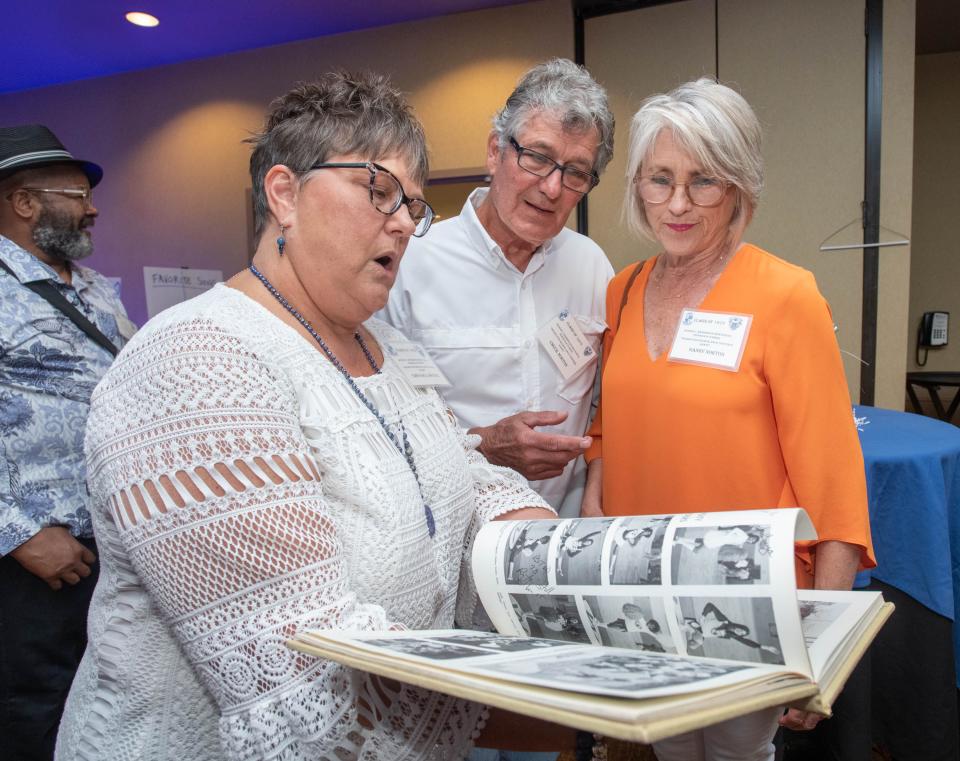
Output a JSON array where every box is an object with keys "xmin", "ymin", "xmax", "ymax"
[{"xmin": 381, "ymin": 59, "xmax": 615, "ymax": 523}]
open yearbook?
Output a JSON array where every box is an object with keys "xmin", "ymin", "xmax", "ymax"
[{"xmin": 289, "ymin": 508, "xmax": 892, "ymax": 743}]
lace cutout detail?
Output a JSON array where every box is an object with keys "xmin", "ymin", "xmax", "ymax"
[
  {"xmin": 111, "ymin": 453, "xmax": 319, "ymax": 529},
  {"xmin": 59, "ymin": 290, "xmax": 540, "ymax": 761}
]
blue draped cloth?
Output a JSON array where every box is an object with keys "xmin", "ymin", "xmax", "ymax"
[{"xmin": 853, "ymin": 405, "xmax": 960, "ymax": 686}]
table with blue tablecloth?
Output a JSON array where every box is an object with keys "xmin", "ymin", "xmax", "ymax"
[
  {"xmin": 854, "ymin": 406, "xmax": 960, "ymax": 664},
  {"xmin": 855, "ymin": 406, "xmax": 960, "ymax": 761}
]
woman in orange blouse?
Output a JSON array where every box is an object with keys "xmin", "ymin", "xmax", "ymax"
[{"xmin": 580, "ymin": 79, "xmax": 874, "ymax": 761}]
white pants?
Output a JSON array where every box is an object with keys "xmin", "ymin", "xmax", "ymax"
[{"xmin": 652, "ymin": 707, "xmax": 782, "ymax": 761}]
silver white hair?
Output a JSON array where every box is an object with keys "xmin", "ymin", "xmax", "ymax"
[
  {"xmin": 491, "ymin": 58, "xmax": 615, "ymax": 175},
  {"xmin": 624, "ymin": 78, "xmax": 763, "ymax": 240}
]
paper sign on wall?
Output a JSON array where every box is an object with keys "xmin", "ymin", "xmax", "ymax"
[{"xmin": 143, "ymin": 266, "xmax": 223, "ymax": 319}]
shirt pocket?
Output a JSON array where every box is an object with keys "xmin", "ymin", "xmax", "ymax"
[
  {"xmin": 413, "ymin": 328, "xmax": 521, "ymax": 424},
  {"xmin": 16, "ymin": 316, "xmax": 70, "ymax": 347},
  {"xmin": 556, "ymin": 316, "xmax": 606, "ymax": 405},
  {"xmin": 413, "ymin": 327, "xmax": 520, "ymax": 388}
]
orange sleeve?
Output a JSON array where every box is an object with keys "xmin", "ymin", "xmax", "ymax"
[
  {"xmin": 764, "ymin": 273, "xmax": 876, "ymax": 577},
  {"xmin": 585, "ymin": 262, "xmax": 642, "ymax": 463}
]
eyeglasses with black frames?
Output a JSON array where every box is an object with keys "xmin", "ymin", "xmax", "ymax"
[
  {"xmin": 635, "ymin": 174, "xmax": 728, "ymax": 207},
  {"xmin": 309, "ymin": 162, "xmax": 435, "ymax": 237},
  {"xmin": 508, "ymin": 137, "xmax": 599, "ymax": 195}
]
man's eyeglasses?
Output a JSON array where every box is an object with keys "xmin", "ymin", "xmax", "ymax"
[
  {"xmin": 12, "ymin": 187, "xmax": 94, "ymax": 205},
  {"xmin": 508, "ymin": 137, "xmax": 599, "ymax": 195},
  {"xmin": 309, "ymin": 162, "xmax": 435, "ymax": 237},
  {"xmin": 635, "ymin": 174, "xmax": 728, "ymax": 207}
]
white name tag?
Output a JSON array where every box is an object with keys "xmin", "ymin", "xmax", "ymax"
[
  {"xmin": 667, "ymin": 309, "xmax": 752, "ymax": 372},
  {"xmin": 537, "ymin": 311, "xmax": 597, "ymax": 381},
  {"xmin": 384, "ymin": 342, "xmax": 451, "ymax": 387}
]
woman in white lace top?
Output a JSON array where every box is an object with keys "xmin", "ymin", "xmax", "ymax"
[{"xmin": 56, "ymin": 72, "xmax": 568, "ymax": 761}]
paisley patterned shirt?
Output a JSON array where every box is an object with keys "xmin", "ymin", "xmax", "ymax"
[{"xmin": 0, "ymin": 235, "xmax": 132, "ymax": 555}]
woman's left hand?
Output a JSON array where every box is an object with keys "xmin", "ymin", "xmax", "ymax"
[{"xmin": 779, "ymin": 707, "xmax": 824, "ymax": 731}]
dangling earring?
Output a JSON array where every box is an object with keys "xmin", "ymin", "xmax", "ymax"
[{"xmin": 277, "ymin": 224, "xmax": 287, "ymax": 257}]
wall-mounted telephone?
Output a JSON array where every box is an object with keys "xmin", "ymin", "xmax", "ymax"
[{"xmin": 917, "ymin": 311, "xmax": 949, "ymax": 366}]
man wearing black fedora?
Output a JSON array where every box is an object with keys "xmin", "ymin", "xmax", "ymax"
[{"xmin": 0, "ymin": 124, "xmax": 133, "ymax": 760}]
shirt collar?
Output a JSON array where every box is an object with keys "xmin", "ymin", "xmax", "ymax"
[
  {"xmin": 0, "ymin": 234, "xmax": 89, "ymax": 291},
  {"xmin": 462, "ymin": 187, "xmax": 557, "ymax": 271}
]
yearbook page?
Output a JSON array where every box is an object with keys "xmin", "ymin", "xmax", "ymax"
[{"xmin": 473, "ymin": 508, "xmax": 818, "ymax": 679}]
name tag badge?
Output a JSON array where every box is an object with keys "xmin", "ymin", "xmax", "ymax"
[
  {"xmin": 537, "ymin": 310, "xmax": 597, "ymax": 381},
  {"xmin": 385, "ymin": 342, "xmax": 451, "ymax": 387},
  {"xmin": 667, "ymin": 309, "xmax": 752, "ymax": 372}
]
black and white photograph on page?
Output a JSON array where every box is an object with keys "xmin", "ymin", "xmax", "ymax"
[
  {"xmin": 609, "ymin": 516, "xmax": 670, "ymax": 585},
  {"xmin": 427, "ymin": 631, "xmax": 570, "ymax": 653},
  {"xmin": 798, "ymin": 599, "xmax": 850, "ymax": 648},
  {"xmin": 510, "ymin": 593, "xmax": 590, "ymax": 643},
  {"xmin": 480, "ymin": 648, "xmax": 749, "ymax": 694},
  {"xmin": 671, "ymin": 524, "xmax": 772, "ymax": 585},
  {"xmin": 676, "ymin": 597, "xmax": 784, "ymax": 665},
  {"xmin": 583, "ymin": 595, "xmax": 676, "ymax": 653},
  {"xmin": 361, "ymin": 636, "xmax": 500, "ymax": 661},
  {"xmin": 555, "ymin": 518, "xmax": 613, "ymax": 585},
  {"xmin": 503, "ymin": 520, "xmax": 557, "ymax": 585}
]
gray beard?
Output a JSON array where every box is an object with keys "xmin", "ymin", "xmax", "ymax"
[{"xmin": 32, "ymin": 220, "xmax": 93, "ymax": 261}]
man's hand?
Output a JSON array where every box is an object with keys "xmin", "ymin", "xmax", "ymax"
[
  {"xmin": 471, "ymin": 411, "xmax": 591, "ymax": 481},
  {"xmin": 9, "ymin": 527, "xmax": 96, "ymax": 590}
]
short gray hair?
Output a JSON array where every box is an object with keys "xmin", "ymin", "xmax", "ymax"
[
  {"xmin": 624, "ymin": 78, "xmax": 763, "ymax": 240},
  {"xmin": 247, "ymin": 71, "xmax": 428, "ymax": 241},
  {"xmin": 491, "ymin": 58, "xmax": 614, "ymax": 175}
]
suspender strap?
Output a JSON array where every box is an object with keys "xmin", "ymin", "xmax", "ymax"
[
  {"xmin": 614, "ymin": 258, "xmax": 647, "ymax": 332},
  {"xmin": 0, "ymin": 258, "xmax": 119, "ymax": 357}
]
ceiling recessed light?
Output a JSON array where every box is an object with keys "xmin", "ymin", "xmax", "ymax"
[{"xmin": 125, "ymin": 11, "xmax": 159, "ymax": 27}]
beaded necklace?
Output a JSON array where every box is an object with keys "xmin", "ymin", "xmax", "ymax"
[{"xmin": 248, "ymin": 263, "xmax": 436, "ymax": 538}]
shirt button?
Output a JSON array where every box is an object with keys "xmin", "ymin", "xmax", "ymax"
[
  {"xmin": 524, "ymin": 339, "xmax": 532, "ymax": 348},
  {"xmin": 521, "ymin": 281, "xmax": 528, "ymax": 290}
]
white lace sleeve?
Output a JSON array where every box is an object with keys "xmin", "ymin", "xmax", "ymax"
[
  {"xmin": 84, "ymin": 317, "xmax": 484, "ymax": 760},
  {"xmin": 461, "ymin": 431, "xmax": 553, "ymax": 522}
]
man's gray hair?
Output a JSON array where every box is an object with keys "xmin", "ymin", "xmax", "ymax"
[
  {"xmin": 247, "ymin": 71, "xmax": 428, "ymax": 241},
  {"xmin": 624, "ymin": 78, "xmax": 763, "ymax": 240},
  {"xmin": 491, "ymin": 58, "xmax": 614, "ymax": 175}
]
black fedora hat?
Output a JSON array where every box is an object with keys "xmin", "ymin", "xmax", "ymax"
[{"xmin": 0, "ymin": 124, "xmax": 103, "ymax": 187}]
